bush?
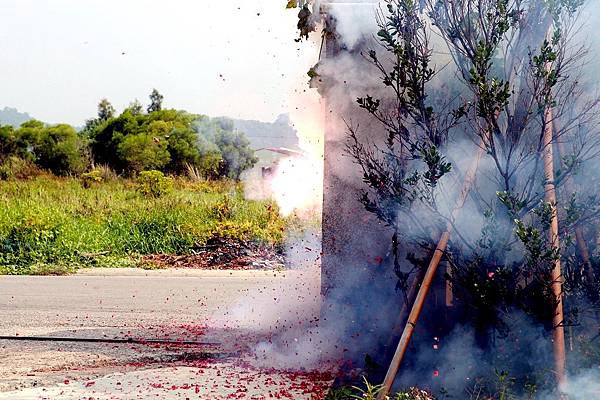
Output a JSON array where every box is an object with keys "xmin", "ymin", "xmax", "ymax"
[
  {"xmin": 81, "ymin": 170, "xmax": 103, "ymax": 188},
  {"xmin": 136, "ymin": 170, "xmax": 173, "ymax": 198},
  {"xmin": 95, "ymin": 164, "xmax": 117, "ymax": 181},
  {"xmin": 117, "ymin": 133, "xmax": 170, "ymax": 174},
  {"xmin": 0, "ymin": 157, "xmax": 42, "ymax": 180},
  {"xmin": 35, "ymin": 124, "xmax": 87, "ymax": 175}
]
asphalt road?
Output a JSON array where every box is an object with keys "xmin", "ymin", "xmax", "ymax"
[{"xmin": 0, "ymin": 268, "xmax": 327, "ymax": 399}]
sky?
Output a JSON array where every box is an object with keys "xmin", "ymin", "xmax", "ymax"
[{"xmin": 0, "ymin": 0, "xmax": 320, "ymax": 126}]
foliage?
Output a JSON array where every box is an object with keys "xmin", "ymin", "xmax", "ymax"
[
  {"xmin": 118, "ymin": 131, "xmax": 171, "ymax": 172},
  {"xmin": 344, "ymin": 0, "xmax": 600, "ymax": 395},
  {"xmin": 35, "ymin": 124, "xmax": 87, "ymax": 175},
  {"xmin": 147, "ymin": 88, "xmax": 164, "ymax": 113},
  {"xmin": 81, "ymin": 170, "xmax": 103, "ymax": 188},
  {"xmin": 0, "ymin": 176, "xmax": 287, "ymax": 274},
  {"xmin": 1, "ymin": 94, "xmax": 257, "ymax": 180},
  {"xmin": 87, "ymin": 103, "xmax": 256, "ymax": 178},
  {"xmin": 97, "ymin": 98, "xmax": 115, "ymax": 121},
  {"xmin": 90, "ymin": 108, "xmax": 196, "ymax": 174},
  {"xmin": 195, "ymin": 117, "xmax": 258, "ymax": 180},
  {"xmin": 136, "ymin": 170, "xmax": 173, "ymax": 198},
  {"xmin": 0, "ymin": 120, "xmax": 87, "ymax": 176}
]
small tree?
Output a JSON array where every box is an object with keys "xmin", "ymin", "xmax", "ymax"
[
  {"xmin": 127, "ymin": 99, "xmax": 144, "ymax": 115},
  {"xmin": 136, "ymin": 170, "xmax": 173, "ymax": 198},
  {"xmin": 97, "ymin": 98, "xmax": 115, "ymax": 121},
  {"xmin": 147, "ymin": 89, "xmax": 164, "ymax": 113},
  {"xmin": 345, "ymin": 0, "xmax": 600, "ymax": 394},
  {"xmin": 36, "ymin": 124, "xmax": 87, "ymax": 175},
  {"xmin": 195, "ymin": 118, "xmax": 258, "ymax": 180}
]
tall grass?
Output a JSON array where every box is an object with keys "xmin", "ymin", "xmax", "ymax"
[{"xmin": 0, "ymin": 176, "xmax": 286, "ymax": 274}]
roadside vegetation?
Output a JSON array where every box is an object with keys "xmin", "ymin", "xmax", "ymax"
[
  {"xmin": 0, "ymin": 89, "xmax": 284, "ymax": 275},
  {"xmin": 0, "ymin": 173, "xmax": 285, "ymax": 275}
]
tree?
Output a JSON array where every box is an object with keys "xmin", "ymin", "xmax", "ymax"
[
  {"xmin": 127, "ymin": 99, "xmax": 144, "ymax": 115},
  {"xmin": 35, "ymin": 124, "xmax": 87, "ymax": 175},
  {"xmin": 213, "ymin": 128, "xmax": 258, "ymax": 180},
  {"xmin": 14, "ymin": 120, "xmax": 44, "ymax": 161},
  {"xmin": 117, "ymin": 132, "xmax": 170, "ymax": 173},
  {"xmin": 89, "ymin": 107, "xmax": 202, "ymax": 175},
  {"xmin": 89, "ymin": 110, "xmax": 139, "ymax": 171},
  {"xmin": 195, "ymin": 117, "xmax": 258, "ymax": 180},
  {"xmin": 166, "ymin": 127, "xmax": 200, "ymax": 173},
  {"xmin": 97, "ymin": 98, "xmax": 116, "ymax": 121},
  {"xmin": 345, "ymin": 0, "xmax": 599, "ymax": 395},
  {"xmin": 0, "ymin": 125, "xmax": 17, "ymax": 162},
  {"xmin": 147, "ymin": 89, "xmax": 163, "ymax": 113}
]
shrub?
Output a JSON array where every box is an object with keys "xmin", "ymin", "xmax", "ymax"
[
  {"xmin": 136, "ymin": 170, "xmax": 173, "ymax": 198},
  {"xmin": 35, "ymin": 124, "xmax": 87, "ymax": 175},
  {"xmin": 81, "ymin": 170, "xmax": 103, "ymax": 188},
  {"xmin": 0, "ymin": 157, "xmax": 42, "ymax": 180},
  {"xmin": 117, "ymin": 133, "xmax": 170, "ymax": 174},
  {"xmin": 95, "ymin": 164, "xmax": 117, "ymax": 181}
]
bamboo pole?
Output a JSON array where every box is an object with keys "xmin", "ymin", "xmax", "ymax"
[
  {"xmin": 383, "ymin": 262, "xmax": 427, "ymax": 358},
  {"xmin": 377, "ymin": 145, "xmax": 484, "ymax": 400},
  {"xmin": 543, "ymin": 108, "xmax": 567, "ymax": 393}
]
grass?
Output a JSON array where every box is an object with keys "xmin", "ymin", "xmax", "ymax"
[{"xmin": 0, "ymin": 176, "xmax": 287, "ymax": 274}]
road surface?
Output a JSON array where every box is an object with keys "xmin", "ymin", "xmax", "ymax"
[{"xmin": 0, "ymin": 268, "xmax": 327, "ymax": 399}]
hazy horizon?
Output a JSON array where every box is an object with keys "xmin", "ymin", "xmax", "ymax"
[{"xmin": 0, "ymin": 1, "xmax": 319, "ymax": 126}]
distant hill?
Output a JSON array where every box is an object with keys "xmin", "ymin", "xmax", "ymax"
[
  {"xmin": 226, "ymin": 114, "xmax": 300, "ymax": 165},
  {"xmin": 0, "ymin": 107, "xmax": 33, "ymax": 128},
  {"xmin": 231, "ymin": 114, "xmax": 299, "ymax": 150}
]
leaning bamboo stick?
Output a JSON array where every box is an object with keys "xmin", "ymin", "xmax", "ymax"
[
  {"xmin": 377, "ymin": 145, "xmax": 485, "ymax": 400},
  {"xmin": 383, "ymin": 262, "xmax": 427, "ymax": 358},
  {"xmin": 542, "ymin": 108, "xmax": 567, "ymax": 393}
]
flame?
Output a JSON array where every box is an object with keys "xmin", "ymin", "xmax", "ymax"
[
  {"xmin": 270, "ymin": 88, "xmax": 324, "ymax": 217},
  {"xmin": 270, "ymin": 153, "xmax": 323, "ymax": 217}
]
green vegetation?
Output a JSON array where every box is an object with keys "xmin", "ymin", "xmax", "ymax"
[
  {"xmin": 325, "ymin": 378, "xmax": 433, "ymax": 400},
  {"xmin": 136, "ymin": 170, "xmax": 173, "ymax": 198},
  {"xmin": 0, "ymin": 91, "xmax": 275, "ymax": 275},
  {"xmin": 0, "ymin": 89, "xmax": 258, "ymax": 180},
  {"xmin": 0, "ymin": 176, "xmax": 286, "ymax": 275}
]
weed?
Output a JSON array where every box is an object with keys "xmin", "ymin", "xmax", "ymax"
[
  {"xmin": 0, "ymin": 176, "xmax": 288, "ymax": 274},
  {"xmin": 136, "ymin": 170, "xmax": 173, "ymax": 198},
  {"xmin": 81, "ymin": 170, "xmax": 103, "ymax": 188}
]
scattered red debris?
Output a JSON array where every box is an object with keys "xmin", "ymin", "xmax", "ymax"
[{"xmin": 141, "ymin": 237, "xmax": 285, "ymax": 270}]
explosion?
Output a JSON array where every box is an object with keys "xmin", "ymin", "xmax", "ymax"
[
  {"xmin": 269, "ymin": 87, "xmax": 324, "ymax": 217},
  {"xmin": 270, "ymin": 153, "xmax": 323, "ymax": 217}
]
